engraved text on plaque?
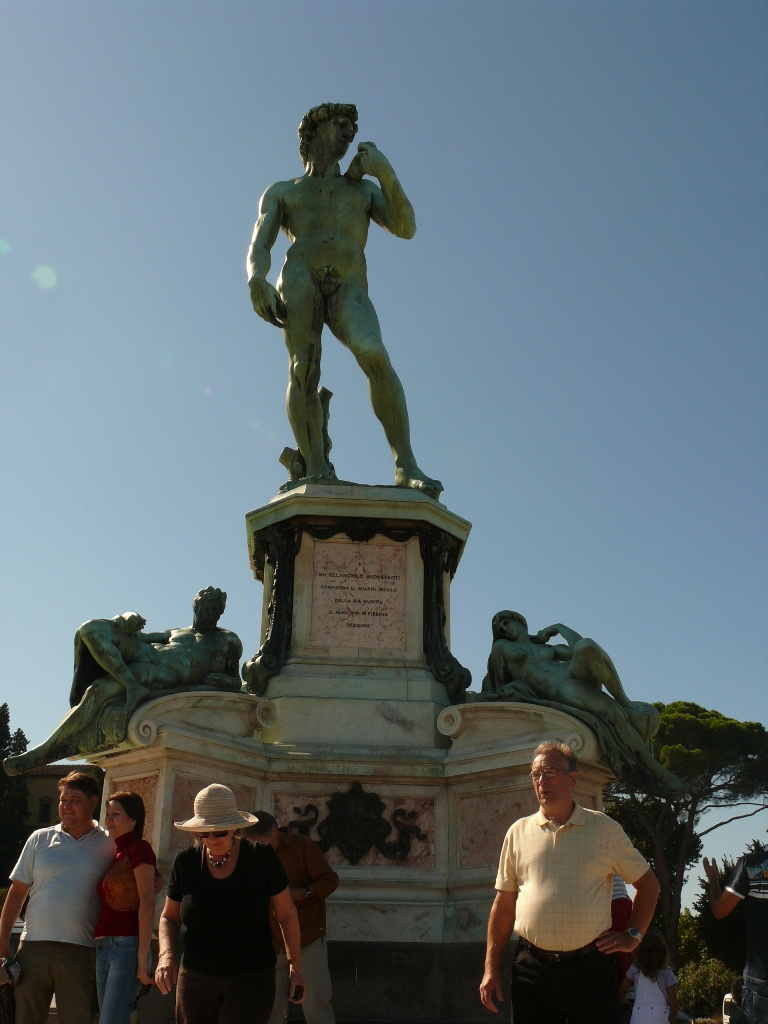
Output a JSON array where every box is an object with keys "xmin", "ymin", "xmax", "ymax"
[{"xmin": 310, "ymin": 540, "xmax": 407, "ymax": 650}]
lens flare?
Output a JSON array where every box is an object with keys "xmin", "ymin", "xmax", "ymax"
[
  {"xmin": 0, "ymin": 240, "xmax": 10, "ymax": 255},
  {"xmin": 32, "ymin": 265, "xmax": 57, "ymax": 289},
  {"xmin": 204, "ymin": 387, "xmax": 213, "ymax": 396}
]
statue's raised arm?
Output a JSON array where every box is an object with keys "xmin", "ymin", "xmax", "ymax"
[{"xmin": 348, "ymin": 141, "xmax": 416, "ymax": 239}]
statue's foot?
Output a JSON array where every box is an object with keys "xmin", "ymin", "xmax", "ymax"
[
  {"xmin": 3, "ymin": 751, "xmax": 34, "ymax": 776},
  {"xmin": 394, "ymin": 466, "xmax": 443, "ymax": 500},
  {"xmin": 305, "ymin": 468, "xmax": 338, "ymax": 483},
  {"xmin": 626, "ymin": 701, "xmax": 660, "ymax": 742},
  {"xmin": 122, "ymin": 683, "xmax": 149, "ymax": 714},
  {"xmin": 279, "ymin": 468, "xmax": 339, "ymax": 492}
]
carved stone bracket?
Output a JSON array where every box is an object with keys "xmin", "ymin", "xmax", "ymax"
[
  {"xmin": 419, "ymin": 528, "xmax": 471, "ymax": 705},
  {"xmin": 242, "ymin": 522, "xmax": 302, "ymax": 696},
  {"xmin": 311, "ymin": 782, "xmax": 427, "ymax": 864},
  {"xmin": 243, "ymin": 516, "xmax": 471, "ymax": 700}
]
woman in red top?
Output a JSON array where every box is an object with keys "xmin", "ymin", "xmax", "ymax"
[{"xmin": 94, "ymin": 791, "xmax": 157, "ymax": 1024}]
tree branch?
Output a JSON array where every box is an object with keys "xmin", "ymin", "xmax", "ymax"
[{"xmin": 698, "ymin": 805, "xmax": 768, "ymax": 838}]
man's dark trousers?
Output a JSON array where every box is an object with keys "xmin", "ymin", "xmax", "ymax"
[{"xmin": 511, "ymin": 943, "xmax": 621, "ymax": 1024}]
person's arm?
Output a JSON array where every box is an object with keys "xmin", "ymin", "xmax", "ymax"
[
  {"xmin": 667, "ymin": 983, "xmax": 679, "ymax": 1024},
  {"xmin": 223, "ymin": 634, "xmax": 244, "ymax": 680},
  {"xmin": 294, "ymin": 842, "xmax": 339, "ymax": 903},
  {"xmin": 360, "ymin": 144, "xmax": 416, "ymax": 240},
  {"xmin": 596, "ymin": 868, "xmax": 660, "ymax": 954},
  {"xmin": 537, "ymin": 623, "xmax": 583, "ymax": 652},
  {"xmin": 247, "ymin": 184, "xmax": 286, "ymax": 326},
  {"xmin": 0, "ymin": 881, "xmax": 29, "ymax": 963},
  {"xmin": 141, "ymin": 630, "xmax": 171, "ymax": 645},
  {"xmin": 702, "ymin": 857, "xmax": 742, "ymax": 918},
  {"xmin": 155, "ymin": 897, "xmax": 181, "ymax": 996},
  {"xmin": 201, "ymin": 634, "xmax": 244, "ymax": 690},
  {"xmin": 479, "ymin": 890, "xmax": 517, "ymax": 1013},
  {"xmin": 618, "ymin": 976, "xmax": 631, "ymax": 1001},
  {"xmin": 133, "ymin": 863, "xmax": 156, "ymax": 986},
  {"xmin": 271, "ymin": 887, "xmax": 306, "ymax": 1003}
]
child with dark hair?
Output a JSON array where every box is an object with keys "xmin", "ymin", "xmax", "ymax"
[{"xmin": 619, "ymin": 931, "xmax": 679, "ymax": 1024}]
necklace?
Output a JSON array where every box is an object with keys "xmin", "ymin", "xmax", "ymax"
[{"xmin": 207, "ymin": 839, "xmax": 236, "ymax": 868}]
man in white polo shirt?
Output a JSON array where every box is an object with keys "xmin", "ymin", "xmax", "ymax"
[
  {"xmin": 0, "ymin": 771, "xmax": 115, "ymax": 1024},
  {"xmin": 479, "ymin": 740, "xmax": 660, "ymax": 1024}
]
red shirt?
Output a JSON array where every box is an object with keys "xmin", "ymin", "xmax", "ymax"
[{"xmin": 94, "ymin": 831, "xmax": 156, "ymax": 938}]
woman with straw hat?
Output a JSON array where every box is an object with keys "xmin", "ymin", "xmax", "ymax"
[{"xmin": 155, "ymin": 784, "xmax": 305, "ymax": 1023}]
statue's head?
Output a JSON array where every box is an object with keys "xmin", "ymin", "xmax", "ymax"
[
  {"xmin": 492, "ymin": 610, "xmax": 528, "ymax": 641},
  {"xmin": 115, "ymin": 612, "xmax": 146, "ymax": 634},
  {"xmin": 298, "ymin": 103, "xmax": 358, "ymax": 168},
  {"xmin": 193, "ymin": 586, "xmax": 227, "ymax": 629}
]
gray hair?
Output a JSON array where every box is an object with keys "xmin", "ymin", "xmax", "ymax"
[{"xmin": 533, "ymin": 740, "xmax": 578, "ymax": 773}]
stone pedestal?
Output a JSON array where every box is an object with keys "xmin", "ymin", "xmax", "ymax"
[
  {"xmin": 242, "ymin": 483, "xmax": 473, "ymax": 725},
  {"xmin": 88, "ymin": 486, "xmax": 615, "ymax": 1023}
]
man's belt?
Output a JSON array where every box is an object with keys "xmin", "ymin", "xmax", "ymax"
[{"xmin": 517, "ymin": 937, "xmax": 599, "ymax": 962}]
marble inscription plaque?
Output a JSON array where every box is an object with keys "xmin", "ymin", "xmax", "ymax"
[{"xmin": 310, "ymin": 539, "xmax": 406, "ymax": 649}]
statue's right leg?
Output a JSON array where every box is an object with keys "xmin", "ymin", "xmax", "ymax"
[
  {"xmin": 3, "ymin": 679, "xmax": 123, "ymax": 774},
  {"xmin": 571, "ymin": 639, "xmax": 634, "ymax": 707},
  {"xmin": 278, "ymin": 266, "xmax": 332, "ymax": 479},
  {"xmin": 77, "ymin": 621, "xmax": 147, "ymax": 709}
]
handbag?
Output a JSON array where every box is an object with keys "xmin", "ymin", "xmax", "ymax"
[
  {"xmin": 0, "ymin": 957, "xmax": 19, "ymax": 1024},
  {"xmin": 0, "ymin": 982, "xmax": 14, "ymax": 1024}
]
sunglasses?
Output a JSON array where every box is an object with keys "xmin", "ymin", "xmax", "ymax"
[{"xmin": 196, "ymin": 830, "xmax": 230, "ymax": 839}]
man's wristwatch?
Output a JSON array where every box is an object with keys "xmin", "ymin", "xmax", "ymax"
[{"xmin": 626, "ymin": 927, "xmax": 643, "ymax": 943}]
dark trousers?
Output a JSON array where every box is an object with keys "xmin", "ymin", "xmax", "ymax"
[
  {"xmin": 176, "ymin": 964, "xmax": 276, "ymax": 1024},
  {"xmin": 511, "ymin": 944, "xmax": 621, "ymax": 1024}
]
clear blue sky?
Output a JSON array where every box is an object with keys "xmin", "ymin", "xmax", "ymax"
[{"xmin": 1, "ymin": 3, "xmax": 766, "ymax": 907}]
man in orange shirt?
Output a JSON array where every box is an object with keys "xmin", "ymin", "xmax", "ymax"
[{"xmin": 245, "ymin": 813, "xmax": 339, "ymax": 1024}]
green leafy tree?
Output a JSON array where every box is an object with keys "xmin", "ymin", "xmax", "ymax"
[
  {"xmin": 676, "ymin": 907, "xmax": 706, "ymax": 968},
  {"xmin": 604, "ymin": 702, "xmax": 768, "ymax": 967},
  {"xmin": 0, "ymin": 704, "xmax": 29, "ymax": 881},
  {"xmin": 676, "ymin": 956, "xmax": 735, "ymax": 1018}
]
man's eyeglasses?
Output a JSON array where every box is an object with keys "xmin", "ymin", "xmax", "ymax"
[
  {"xmin": 529, "ymin": 769, "xmax": 571, "ymax": 782},
  {"xmin": 196, "ymin": 830, "xmax": 230, "ymax": 839}
]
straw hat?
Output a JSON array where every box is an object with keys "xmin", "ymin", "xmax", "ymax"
[{"xmin": 174, "ymin": 784, "xmax": 258, "ymax": 832}]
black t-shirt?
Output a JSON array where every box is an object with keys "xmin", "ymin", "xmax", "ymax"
[
  {"xmin": 168, "ymin": 840, "xmax": 288, "ymax": 975},
  {"xmin": 726, "ymin": 846, "xmax": 768, "ymax": 981}
]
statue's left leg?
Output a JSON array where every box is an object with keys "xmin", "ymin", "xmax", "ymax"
[
  {"xmin": 571, "ymin": 640, "xmax": 659, "ymax": 741},
  {"xmin": 3, "ymin": 678, "xmax": 123, "ymax": 775},
  {"xmin": 328, "ymin": 284, "xmax": 442, "ymax": 498},
  {"xmin": 76, "ymin": 620, "xmax": 148, "ymax": 710},
  {"xmin": 570, "ymin": 639, "xmax": 634, "ymax": 706}
]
